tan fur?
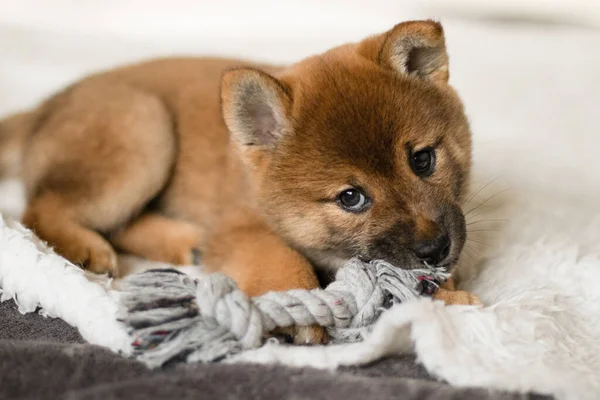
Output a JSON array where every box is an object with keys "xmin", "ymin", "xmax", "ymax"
[
  {"xmin": 0, "ymin": 111, "xmax": 33, "ymax": 178},
  {"xmin": 111, "ymin": 213, "xmax": 203, "ymax": 266},
  {"xmin": 433, "ymin": 277, "xmax": 481, "ymax": 305},
  {"xmin": 0, "ymin": 20, "xmax": 478, "ymax": 343}
]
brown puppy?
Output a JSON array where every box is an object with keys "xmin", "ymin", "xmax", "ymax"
[{"xmin": 0, "ymin": 20, "xmax": 478, "ymax": 343}]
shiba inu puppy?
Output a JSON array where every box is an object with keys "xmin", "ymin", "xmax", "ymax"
[{"xmin": 0, "ymin": 20, "xmax": 478, "ymax": 343}]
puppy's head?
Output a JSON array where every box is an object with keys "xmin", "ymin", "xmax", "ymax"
[{"xmin": 221, "ymin": 20, "xmax": 472, "ymax": 274}]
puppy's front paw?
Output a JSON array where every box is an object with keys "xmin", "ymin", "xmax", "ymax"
[
  {"xmin": 433, "ymin": 288, "xmax": 481, "ymax": 305},
  {"xmin": 61, "ymin": 234, "xmax": 119, "ymax": 277},
  {"xmin": 268, "ymin": 324, "xmax": 329, "ymax": 345}
]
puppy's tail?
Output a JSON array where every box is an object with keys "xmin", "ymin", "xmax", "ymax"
[{"xmin": 0, "ymin": 111, "xmax": 34, "ymax": 178}]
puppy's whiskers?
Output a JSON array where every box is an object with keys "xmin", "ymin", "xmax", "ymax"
[
  {"xmin": 466, "ymin": 229, "xmax": 500, "ymax": 234},
  {"xmin": 464, "ymin": 188, "xmax": 511, "ymax": 217},
  {"xmin": 466, "ymin": 218, "xmax": 508, "ymax": 226},
  {"xmin": 466, "ymin": 238, "xmax": 494, "ymax": 247},
  {"xmin": 464, "ymin": 175, "xmax": 501, "ymax": 204}
]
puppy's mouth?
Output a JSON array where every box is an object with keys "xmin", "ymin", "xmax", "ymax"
[
  {"xmin": 420, "ymin": 251, "xmax": 462, "ymax": 272},
  {"xmin": 434, "ymin": 260, "xmax": 457, "ymax": 273},
  {"xmin": 307, "ymin": 242, "xmax": 462, "ymax": 273},
  {"xmin": 358, "ymin": 252, "xmax": 459, "ymax": 272},
  {"xmin": 311, "ymin": 250, "xmax": 459, "ymax": 287}
]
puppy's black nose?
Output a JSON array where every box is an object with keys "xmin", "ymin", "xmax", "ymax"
[{"xmin": 412, "ymin": 235, "xmax": 451, "ymax": 265}]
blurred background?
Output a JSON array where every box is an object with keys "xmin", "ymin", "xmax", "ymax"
[{"xmin": 0, "ymin": 0, "xmax": 599, "ymax": 227}]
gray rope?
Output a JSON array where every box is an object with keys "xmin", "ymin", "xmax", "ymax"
[{"xmin": 117, "ymin": 258, "xmax": 449, "ymax": 368}]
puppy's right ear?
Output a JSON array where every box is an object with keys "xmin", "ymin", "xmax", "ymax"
[
  {"xmin": 359, "ymin": 20, "xmax": 450, "ymax": 85},
  {"xmin": 221, "ymin": 68, "xmax": 292, "ymax": 149}
]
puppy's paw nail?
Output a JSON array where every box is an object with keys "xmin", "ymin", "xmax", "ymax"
[{"xmin": 78, "ymin": 242, "xmax": 119, "ymax": 277}]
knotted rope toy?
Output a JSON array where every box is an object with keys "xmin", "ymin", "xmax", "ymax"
[{"xmin": 118, "ymin": 258, "xmax": 449, "ymax": 368}]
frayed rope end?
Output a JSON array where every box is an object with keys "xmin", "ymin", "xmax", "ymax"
[{"xmin": 117, "ymin": 258, "xmax": 448, "ymax": 368}]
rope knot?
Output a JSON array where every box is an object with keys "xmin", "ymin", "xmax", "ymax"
[{"xmin": 118, "ymin": 258, "xmax": 449, "ymax": 367}]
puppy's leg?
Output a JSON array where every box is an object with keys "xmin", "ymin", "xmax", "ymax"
[
  {"xmin": 22, "ymin": 194, "xmax": 118, "ymax": 275},
  {"xmin": 110, "ymin": 213, "xmax": 203, "ymax": 265},
  {"xmin": 204, "ymin": 223, "xmax": 328, "ymax": 345},
  {"xmin": 21, "ymin": 83, "xmax": 176, "ymax": 276}
]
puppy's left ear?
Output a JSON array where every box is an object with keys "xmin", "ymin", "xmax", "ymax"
[
  {"xmin": 220, "ymin": 68, "xmax": 292, "ymax": 149},
  {"xmin": 360, "ymin": 20, "xmax": 449, "ymax": 85}
]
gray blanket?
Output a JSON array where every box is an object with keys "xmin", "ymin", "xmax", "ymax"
[{"xmin": 0, "ymin": 300, "xmax": 550, "ymax": 399}]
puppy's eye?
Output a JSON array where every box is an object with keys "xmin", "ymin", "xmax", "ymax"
[
  {"xmin": 337, "ymin": 188, "xmax": 370, "ymax": 212},
  {"xmin": 410, "ymin": 148, "xmax": 436, "ymax": 177}
]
